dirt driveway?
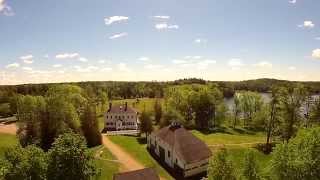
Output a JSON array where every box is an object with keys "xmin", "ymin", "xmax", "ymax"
[
  {"xmin": 102, "ymin": 135, "xmax": 145, "ymax": 172},
  {"xmin": 0, "ymin": 123, "xmax": 17, "ymax": 135}
]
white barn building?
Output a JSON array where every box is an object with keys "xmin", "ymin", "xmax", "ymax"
[
  {"xmin": 104, "ymin": 103, "xmax": 139, "ymax": 131},
  {"xmin": 147, "ymin": 122, "xmax": 212, "ymax": 178}
]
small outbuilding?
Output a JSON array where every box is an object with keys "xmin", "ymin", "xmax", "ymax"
[
  {"xmin": 147, "ymin": 122, "xmax": 212, "ymax": 178},
  {"xmin": 113, "ymin": 168, "xmax": 160, "ymax": 180}
]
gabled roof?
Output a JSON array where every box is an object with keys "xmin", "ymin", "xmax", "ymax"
[
  {"xmin": 154, "ymin": 124, "xmax": 212, "ymax": 164},
  {"xmin": 107, "ymin": 104, "xmax": 137, "ymax": 114},
  {"xmin": 113, "ymin": 168, "xmax": 160, "ymax": 180}
]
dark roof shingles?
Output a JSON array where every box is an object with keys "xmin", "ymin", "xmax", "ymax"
[
  {"xmin": 155, "ymin": 126, "xmax": 212, "ymax": 164},
  {"xmin": 107, "ymin": 105, "xmax": 137, "ymax": 113}
]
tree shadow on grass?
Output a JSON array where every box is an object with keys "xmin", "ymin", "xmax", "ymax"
[
  {"xmin": 136, "ymin": 137, "xmax": 147, "ymax": 145},
  {"xmin": 199, "ymin": 126, "xmax": 232, "ymax": 135}
]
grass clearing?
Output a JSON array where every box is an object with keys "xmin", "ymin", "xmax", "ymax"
[
  {"xmin": 227, "ymin": 147, "xmax": 272, "ymax": 178},
  {"xmin": 192, "ymin": 129, "xmax": 265, "ymax": 145},
  {"xmin": 0, "ymin": 133, "xmax": 17, "ymax": 157},
  {"xmin": 108, "ymin": 135, "xmax": 173, "ymax": 180},
  {"xmin": 112, "ymin": 98, "xmax": 164, "ymax": 115}
]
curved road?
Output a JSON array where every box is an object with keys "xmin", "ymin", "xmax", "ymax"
[{"xmin": 102, "ymin": 135, "xmax": 145, "ymax": 172}]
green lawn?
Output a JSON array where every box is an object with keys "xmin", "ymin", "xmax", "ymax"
[
  {"xmin": 112, "ymin": 98, "xmax": 164, "ymax": 115},
  {"xmin": 192, "ymin": 129, "xmax": 265, "ymax": 146},
  {"xmin": 108, "ymin": 135, "xmax": 173, "ymax": 180},
  {"xmin": 192, "ymin": 129, "xmax": 272, "ymax": 179},
  {"xmin": 0, "ymin": 133, "xmax": 17, "ymax": 157},
  {"xmin": 91, "ymin": 145, "xmax": 119, "ymax": 180},
  {"xmin": 227, "ymin": 147, "xmax": 272, "ymax": 178}
]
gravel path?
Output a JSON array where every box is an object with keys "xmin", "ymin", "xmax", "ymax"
[
  {"xmin": 0, "ymin": 123, "xmax": 17, "ymax": 135},
  {"xmin": 102, "ymin": 135, "xmax": 145, "ymax": 172}
]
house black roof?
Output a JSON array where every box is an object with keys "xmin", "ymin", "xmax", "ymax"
[
  {"xmin": 107, "ymin": 104, "xmax": 137, "ymax": 114},
  {"xmin": 154, "ymin": 124, "xmax": 212, "ymax": 164},
  {"xmin": 113, "ymin": 168, "xmax": 160, "ymax": 180}
]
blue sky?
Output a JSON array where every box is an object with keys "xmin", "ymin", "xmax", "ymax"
[{"xmin": 0, "ymin": 0, "xmax": 320, "ymax": 84}]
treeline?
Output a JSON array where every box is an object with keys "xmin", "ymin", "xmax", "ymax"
[{"xmin": 1, "ymin": 78, "xmax": 320, "ymax": 105}]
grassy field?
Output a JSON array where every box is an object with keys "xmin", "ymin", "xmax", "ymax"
[
  {"xmin": 0, "ymin": 133, "xmax": 17, "ymax": 157},
  {"xmin": 228, "ymin": 147, "xmax": 272, "ymax": 178},
  {"xmin": 192, "ymin": 129, "xmax": 265, "ymax": 146},
  {"xmin": 112, "ymin": 98, "xmax": 164, "ymax": 114},
  {"xmin": 108, "ymin": 135, "xmax": 173, "ymax": 180},
  {"xmin": 91, "ymin": 145, "xmax": 119, "ymax": 180}
]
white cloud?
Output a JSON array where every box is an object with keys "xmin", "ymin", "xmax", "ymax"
[
  {"xmin": 98, "ymin": 60, "xmax": 106, "ymax": 64},
  {"xmin": 109, "ymin": 32, "xmax": 128, "ymax": 39},
  {"xmin": 22, "ymin": 67, "xmax": 32, "ymax": 71},
  {"xmin": 20, "ymin": 55, "xmax": 34, "ymax": 64},
  {"xmin": 53, "ymin": 64, "xmax": 62, "ymax": 68},
  {"xmin": 23, "ymin": 59, "xmax": 33, "ymax": 64},
  {"xmin": 253, "ymin": 61, "xmax": 273, "ymax": 68},
  {"xmin": 289, "ymin": 0, "xmax": 296, "ymax": 4},
  {"xmin": 194, "ymin": 38, "xmax": 208, "ymax": 44},
  {"xmin": 228, "ymin": 59, "xmax": 244, "ymax": 67},
  {"xmin": 5, "ymin": 63, "xmax": 20, "ymax": 69},
  {"xmin": 288, "ymin": 66, "xmax": 296, "ymax": 70},
  {"xmin": 20, "ymin": 55, "xmax": 33, "ymax": 60},
  {"xmin": 172, "ymin": 59, "xmax": 188, "ymax": 64},
  {"xmin": 55, "ymin": 53, "xmax": 79, "ymax": 59},
  {"xmin": 104, "ymin": 16, "xmax": 129, "ymax": 25},
  {"xmin": 298, "ymin": 21, "xmax": 315, "ymax": 28},
  {"xmin": 138, "ymin": 57, "xmax": 150, "ymax": 61},
  {"xmin": 152, "ymin": 15, "xmax": 170, "ymax": 20},
  {"xmin": 193, "ymin": 56, "xmax": 202, "ymax": 59},
  {"xmin": 101, "ymin": 67, "xmax": 112, "ymax": 72},
  {"xmin": 144, "ymin": 64, "xmax": 163, "ymax": 70},
  {"xmin": 78, "ymin": 57, "xmax": 88, "ymax": 62},
  {"xmin": 315, "ymin": 37, "xmax": 320, "ymax": 41},
  {"xmin": 312, "ymin": 49, "xmax": 320, "ymax": 59},
  {"xmin": 74, "ymin": 66, "xmax": 98, "ymax": 72},
  {"xmin": 155, "ymin": 23, "xmax": 179, "ymax": 30},
  {"xmin": 117, "ymin": 63, "xmax": 130, "ymax": 72},
  {"xmin": 197, "ymin": 60, "xmax": 216, "ymax": 70},
  {"xmin": 0, "ymin": 0, "xmax": 14, "ymax": 16}
]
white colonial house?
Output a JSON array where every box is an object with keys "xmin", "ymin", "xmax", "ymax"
[
  {"xmin": 147, "ymin": 122, "xmax": 212, "ymax": 178},
  {"xmin": 104, "ymin": 102, "xmax": 139, "ymax": 131}
]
